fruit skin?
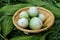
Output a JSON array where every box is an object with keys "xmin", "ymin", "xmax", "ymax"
[
  {"xmin": 29, "ymin": 17, "xmax": 42, "ymax": 30},
  {"xmin": 19, "ymin": 11, "xmax": 29, "ymax": 19},
  {"xmin": 39, "ymin": 14, "xmax": 45, "ymax": 21},
  {"xmin": 28, "ymin": 7, "xmax": 38, "ymax": 17},
  {"xmin": 17, "ymin": 18, "xmax": 28, "ymax": 28},
  {"xmin": 19, "ymin": 11, "xmax": 30, "ymax": 21}
]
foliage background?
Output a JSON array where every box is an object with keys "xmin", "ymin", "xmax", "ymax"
[{"xmin": 0, "ymin": 0, "xmax": 60, "ymax": 40}]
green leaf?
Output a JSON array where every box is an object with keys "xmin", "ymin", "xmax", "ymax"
[
  {"xmin": 43, "ymin": 0, "xmax": 54, "ymax": 5},
  {"xmin": 39, "ymin": 32, "xmax": 49, "ymax": 40},
  {"xmin": 43, "ymin": 2, "xmax": 60, "ymax": 18},
  {"xmin": 0, "ymin": 16, "xmax": 6, "ymax": 22},
  {"xmin": 10, "ymin": 36, "xmax": 33, "ymax": 40},
  {"xmin": 0, "ymin": 34, "xmax": 5, "ymax": 39},
  {"xmin": 7, "ymin": 0, "xmax": 10, "ymax": 5},
  {"xmin": 10, "ymin": 31, "xmax": 52, "ymax": 40},
  {"xmin": 56, "ymin": 3, "xmax": 60, "ymax": 8},
  {"xmin": 20, "ymin": 0, "xmax": 29, "ymax": 3},
  {"xmin": 55, "ymin": 0, "xmax": 60, "ymax": 3},
  {"xmin": 0, "ymin": 36, "xmax": 3, "ymax": 40},
  {"xmin": 0, "ymin": 4, "xmax": 33, "ymax": 15},
  {"xmin": 1, "ymin": 5, "xmax": 13, "ymax": 10},
  {"xmin": 1, "ymin": 16, "xmax": 14, "ymax": 37},
  {"xmin": 7, "ymin": 30, "xmax": 24, "ymax": 38},
  {"xmin": 10, "ymin": 33, "xmax": 41, "ymax": 40},
  {"xmin": 28, "ymin": 0, "xmax": 45, "ymax": 6}
]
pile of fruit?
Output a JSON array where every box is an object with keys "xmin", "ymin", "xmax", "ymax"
[{"xmin": 17, "ymin": 7, "xmax": 45, "ymax": 30}]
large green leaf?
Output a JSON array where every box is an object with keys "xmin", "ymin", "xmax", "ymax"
[
  {"xmin": 56, "ymin": 3, "xmax": 60, "ymax": 8},
  {"xmin": 1, "ymin": 16, "xmax": 14, "ymax": 37},
  {"xmin": 43, "ymin": 2, "xmax": 60, "ymax": 18},
  {"xmin": 10, "ymin": 31, "xmax": 51, "ymax": 40},
  {"xmin": 0, "ymin": 4, "xmax": 33, "ymax": 15},
  {"xmin": 28, "ymin": 0, "xmax": 45, "ymax": 6},
  {"xmin": 10, "ymin": 36, "xmax": 33, "ymax": 40}
]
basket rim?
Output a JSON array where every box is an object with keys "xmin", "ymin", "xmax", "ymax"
[{"xmin": 12, "ymin": 7, "xmax": 55, "ymax": 33}]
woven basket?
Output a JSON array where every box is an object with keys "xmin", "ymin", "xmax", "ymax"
[{"xmin": 13, "ymin": 7, "xmax": 55, "ymax": 33}]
